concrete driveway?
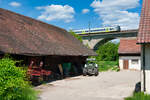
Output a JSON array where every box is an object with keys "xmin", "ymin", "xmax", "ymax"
[{"xmin": 36, "ymin": 70, "xmax": 140, "ymax": 100}]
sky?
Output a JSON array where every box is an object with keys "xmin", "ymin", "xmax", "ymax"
[{"xmin": 0, "ymin": 0, "xmax": 143, "ymax": 31}]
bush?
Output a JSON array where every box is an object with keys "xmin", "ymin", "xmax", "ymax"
[
  {"xmin": 125, "ymin": 92, "xmax": 150, "ymax": 100},
  {"xmin": 111, "ymin": 66, "xmax": 120, "ymax": 72},
  {"xmin": 91, "ymin": 42, "xmax": 119, "ymax": 72},
  {"xmin": 0, "ymin": 57, "xmax": 38, "ymax": 100},
  {"xmin": 96, "ymin": 42, "xmax": 119, "ymax": 61}
]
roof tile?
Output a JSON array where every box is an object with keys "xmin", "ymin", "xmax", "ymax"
[
  {"xmin": 137, "ymin": 0, "xmax": 150, "ymax": 43},
  {"xmin": 0, "ymin": 8, "xmax": 97, "ymax": 56},
  {"xmin": 119, "ymin": 39, "xmax": 141, "ymax": 54}
]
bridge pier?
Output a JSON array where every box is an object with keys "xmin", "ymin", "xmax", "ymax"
[{"xmin": 82, "ymin": 38, "xmax": 103, "ymax": 50}]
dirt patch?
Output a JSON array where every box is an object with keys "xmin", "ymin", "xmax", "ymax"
[{"xmin": 64, "ymin": 77, "xmax": 81, "ymax": 81}]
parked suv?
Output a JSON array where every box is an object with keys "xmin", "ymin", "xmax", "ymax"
[{"xmin": 83, "ymin": 58, "xmax": 99, "ymax": 76}]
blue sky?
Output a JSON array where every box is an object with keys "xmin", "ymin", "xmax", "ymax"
[{"xmin": 0, "ymin": 0, "xmax": 142, "ymax": 30}]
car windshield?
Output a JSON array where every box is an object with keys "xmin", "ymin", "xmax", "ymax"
[{"xmin": 86, "ymin": 63, "xmax": 95, "ymax": 66}]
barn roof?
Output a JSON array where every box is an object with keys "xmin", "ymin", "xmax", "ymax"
[
  {"xmin": 137, "ymin": 0, "xmax": 150, "ymax": 44},
  {"xmin": 0, "ymin": 8, "xmax": 97, "ymax": 56},
  {"xmin": 119, "ymin": 39, "xmax": 141, "ymax": 55}
]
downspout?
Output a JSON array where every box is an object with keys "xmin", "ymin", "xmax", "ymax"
[{"xmin": 143, "ymin": 44, "xmax": 146, "ymax": 92}]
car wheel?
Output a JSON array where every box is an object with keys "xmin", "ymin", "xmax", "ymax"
[
  {"xmin": 95, "ymin": 72, "xmax": 99, "ymax": 76},
  {"xmin": 83, "ymin": 68, "xmax": 87, "ymax": 76},
  {"xmin": 94, "ymin": 68, "xmax": 99, "ymax": 76}
]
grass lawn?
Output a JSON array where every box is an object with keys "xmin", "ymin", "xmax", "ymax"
[
  {"xmin": 96, "ymin": 61, "xmax": 119, "ymax": 72},
  {"xmin": 125, "ymin": 92, "xmax": 150, "ymax": 100}
]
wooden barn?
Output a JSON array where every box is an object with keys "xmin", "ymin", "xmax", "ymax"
[{"xmin": 0, "ymin": 8, "xmax": 97, "ymax": 82}]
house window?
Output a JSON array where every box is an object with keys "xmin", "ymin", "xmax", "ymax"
[{"xmin": 131, "ymin": 59, "xmax": 139, "ymax": 64}]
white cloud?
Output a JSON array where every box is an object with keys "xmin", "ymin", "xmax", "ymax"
[
  {"xmin": 9, "ymin": 1, "xmax": 21, "ymax": 7},
  {"xmin": 91, "ymin": 0, "xmax": 140, "ymax": 30},
  {"xmin": 36, "ymin": 4, "xmax": 75, "ymax": 23},
  {"xmin": 82, "ymin": 9, "xmax": 90, "ymax": 14}
]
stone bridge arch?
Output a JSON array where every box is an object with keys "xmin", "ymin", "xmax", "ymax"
[
  {"xmin": 80, "ymin": 29, "xmax": 138, "ymax": 50},
  {"xmin": 82, "ymin": 38, "xmax": 115, "ymax": 50},
  {"xmin": 93, "ymin": 38, "xmax": 115, "ymax": 50}
]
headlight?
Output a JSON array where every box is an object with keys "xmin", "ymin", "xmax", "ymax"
[{"xmin": 95, "ymin": 64, "xmax": 98, "ymax": 67}]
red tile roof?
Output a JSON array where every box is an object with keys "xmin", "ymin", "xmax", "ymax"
[
  {"xmin": 0, "ymin": 8, "xmax": 97, "ymax": 56},
  {"xmin": 137, "ymin": 0, "xmax": 150, "ymax": 43},
  {"xmin": 119, "ymin": 39, "xmax": 141, "ymax": 55}
]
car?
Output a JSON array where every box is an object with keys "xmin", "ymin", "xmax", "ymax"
[{"xmin": 83, "ymin": 58, "xmax": 99, "ymax": 76}]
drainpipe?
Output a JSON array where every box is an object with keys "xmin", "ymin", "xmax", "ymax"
[{"xmin": 143, "ymin": 44, "xmax": 146, "ymax": 92}]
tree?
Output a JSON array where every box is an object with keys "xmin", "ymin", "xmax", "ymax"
[
  {"xmin": 69, "ymin": 30, "xmax": 83, "ymax": 43},
  {"xmin": 96, "ymin": 42, "xmax": 119, "ymax": 61}
]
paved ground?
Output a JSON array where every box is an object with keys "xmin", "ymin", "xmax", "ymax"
[{"xmin": 35, "ymin": 70, "xmax": 140, "ymax": 100}]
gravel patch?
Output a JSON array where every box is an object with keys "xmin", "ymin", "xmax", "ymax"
[{"xmin": 35, "ymin": 70, "xmax": 140, "ymax": 100}]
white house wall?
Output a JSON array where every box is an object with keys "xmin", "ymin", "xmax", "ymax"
[
  {"xmin": 141, "ymin": 44, "xmax": 150, "ymax": 93},
  {"xmin": 119, "ymin": 56, "xmax": 141, "ymax": 70},
  {"xmin": 119, "ymin": 58, "xmax": 124, "ymax": 69},
  {"xmin": 145, "ymin": 45, "xmax": 150, "ymax": 69}
]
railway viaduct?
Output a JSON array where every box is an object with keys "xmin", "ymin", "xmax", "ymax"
[{"xmin": 78, "ymin": 29, "xmax": 138, "ymax": 50}]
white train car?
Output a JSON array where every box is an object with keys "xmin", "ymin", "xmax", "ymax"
[{"xmin": 73, "ymin": 26, "xmax": 121, "ymax": 34}]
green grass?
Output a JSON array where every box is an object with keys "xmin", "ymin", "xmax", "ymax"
[
  {"xmin": 17, "ymin": 87, "xmax": 38, "ymax": 100},
  {"xmin": 96, "ymin": 61, "xmax": 119, "ymax": 72},
  {"xmin": 0, "ymin": 86, "xmax": 38, "ymax": 100},
  {"xmin": 125, "ymin": 92, "xmax": 150, "ymax": 100}
]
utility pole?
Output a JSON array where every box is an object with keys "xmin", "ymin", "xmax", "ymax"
[
  {"xmin": 89, "ymin": 21, "xmax": 91, "ymax": 34},
  {"xmin": 88, "ymin": 21, "xmax": 91, "ymax": 40}
]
